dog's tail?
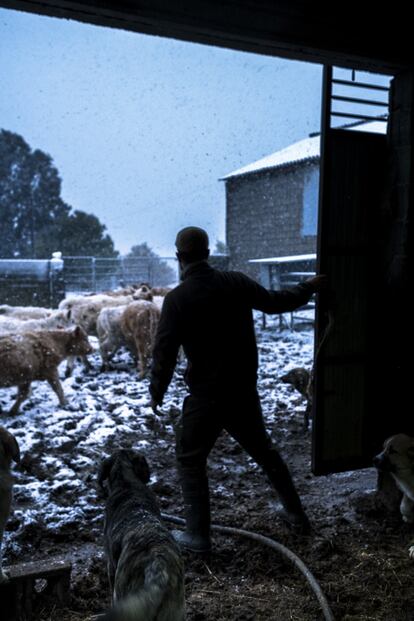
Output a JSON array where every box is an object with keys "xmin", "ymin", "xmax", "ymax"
[{"xmin": 103, "ymin": 557, "xmax": 185, "ymax": 621}]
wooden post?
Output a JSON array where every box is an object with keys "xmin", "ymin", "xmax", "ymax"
[{"xmin": 0, "ymin": 558, "xmax": 72, "ymax": 621}]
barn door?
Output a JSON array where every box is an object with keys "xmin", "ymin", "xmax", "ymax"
[{"xmin": 312, "ymin": 67, "xmax": 389, "ymax": 475}]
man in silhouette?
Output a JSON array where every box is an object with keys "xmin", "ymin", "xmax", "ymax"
[{"xmin": 150, "ymin": 226, "xmax": 326, "ymax": 552}]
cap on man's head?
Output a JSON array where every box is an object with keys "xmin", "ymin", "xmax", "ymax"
[{"xmin": 175, "ymin": 227, "xmax": 209, "ymax": 254}]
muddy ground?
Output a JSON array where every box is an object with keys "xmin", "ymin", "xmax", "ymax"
[{"xmin": 2, "ymin": 316, "xmax": 414, "ymax": 621}]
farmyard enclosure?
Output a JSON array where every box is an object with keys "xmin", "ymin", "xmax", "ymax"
[{"xmin": 1, "ymin": 314, "xmax": 413, "ymax": 621}]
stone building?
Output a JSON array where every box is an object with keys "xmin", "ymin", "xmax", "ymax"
[
  {"xmin": 223, "ymin": 133, "xmax": 319, "ymax": 276},
  {"xmin": 223, "ymin": 120, "xmax": 385, "ymax": 277}
]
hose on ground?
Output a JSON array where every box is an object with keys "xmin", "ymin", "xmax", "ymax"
[{"xmin": 161, "ymin": 512, "xmax": 335, "ymax": 621}]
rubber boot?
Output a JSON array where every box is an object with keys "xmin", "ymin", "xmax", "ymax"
[
  {"xmin": 173, "ymin": 468, "xmax": 212, "ymax": 553},
  {"xmin": 263, "ymin": 450, "xmax": 310, "ymax": 533}
]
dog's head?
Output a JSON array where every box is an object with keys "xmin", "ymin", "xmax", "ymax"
[
  {"xmin": 0, "ymin": 427, "xmax": 20, "ymax": 471},
  {"xmin": 280, "ymin": 368, "xmax": 311, "ymax": 394},
  {"xmin": 373, "ymin": 434, "xmax": 414, "ymax": 475},
  {"xmin": 98, "ymin": 449, "xmax": 150, "ymax": 495}
]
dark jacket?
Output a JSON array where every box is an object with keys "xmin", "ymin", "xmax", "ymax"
[{"xmin": 149, "ymin": 261, "xmax": 314, "ymax": 403}]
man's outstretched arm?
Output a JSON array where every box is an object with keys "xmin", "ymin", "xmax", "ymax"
[{"xmin": 244, "ymin": 273, "xmax": 328, "ymax": 314}]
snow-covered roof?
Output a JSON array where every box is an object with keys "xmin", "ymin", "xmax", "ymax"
[
  {"xmin": 223, "ymin": 136, "xmax": 319, "ymax": 180},
  {"xmin": 249, "ymin": 253, "xmax": 316, "ymax": 264},
  {"xmin": 222, "ymin": 120, "xmax": 386, "ymax": 180}
]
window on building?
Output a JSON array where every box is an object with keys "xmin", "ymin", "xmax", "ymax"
[{"xmin": 302, "ymin": 167, "xmax": 319, "ymax": 236}]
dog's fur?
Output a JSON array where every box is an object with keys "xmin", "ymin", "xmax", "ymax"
[
  {"xmin": 0, "ymin": 427, "xmax": 20, "ymax": 583},
  {"xmin": 99, "ymin": 449, "xmax": 185, "ymax": 620},
  {"xmin": 280, "ymin": 367, "xmax": 313, "ymax": 430},
  {"xmin": 374, "ymin": 434, "xmax": 414, "ymax": 558}
]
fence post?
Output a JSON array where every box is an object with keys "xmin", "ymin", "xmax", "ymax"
[
  {"xmin": 91, "ymin": 257, "xmax": 96, "ymax": 292},
  {"xmin": 148, "ymin": 258, "xmax": 153, "ymax": 285},
  {"xmin": 120, "ymin": 255, "xmax": 125, "ymax": 286},
  {"xmin": 49, "ymin": 252, "xmax": 65, "ymax": 308}
]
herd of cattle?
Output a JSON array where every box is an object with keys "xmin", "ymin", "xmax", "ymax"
[{"xmin": 0, "ymin": 284, "xmax": 171, "ymax": 416}]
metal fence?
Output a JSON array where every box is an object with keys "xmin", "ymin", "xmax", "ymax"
[
  {"xmin": 249, "ymin": 253, "xmax": 316, "ymax": 330},
  {"xmin": 62, "ymin": 255, "xmax": 179, "ymax": 294},
  {"xmin": 62, "ymin": 254, "xmax": 230, "ymax": 295},
  {"xmin": 0, "ymin": 254, "xmax": 231, "ymax": 306}
]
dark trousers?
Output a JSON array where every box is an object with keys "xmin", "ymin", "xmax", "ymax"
[
  {"xmin": 175, "ymin": 390, "xmax": 303, "ymax": 532},
  {"xmin": 176, "ymin": 390, "xmax": 280, "ymax": 469}
]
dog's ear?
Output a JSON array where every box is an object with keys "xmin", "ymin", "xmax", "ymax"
[
  {"xmin": 0, "ymin": 428, "xmax": 20, "ymax": 464},
  {"xmin": 132, "ymin": 453, "xmax": 151, "ymax": 484},
  {"xmin": 98, "ymin": 455, "xmax": 116, "ymax": 490}
]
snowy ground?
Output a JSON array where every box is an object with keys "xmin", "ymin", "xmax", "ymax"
[
  {"xmin": 1, "ymin": 311, "xmax": 314, "ymax": 561},
  {"xmin": 2, "ymin": 311, "xmax": 414, "ymax": 620}
]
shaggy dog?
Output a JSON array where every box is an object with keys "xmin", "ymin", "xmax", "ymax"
[
  {"xmin": 0, "ymin": 427, "xmax": 20, "ymax": 583},
  {"xmin": 98, "ymin": 449, "xmax": 185, "ymax": 620},
  {"xmin": 374, "ymin": 434, "xmax": 414, "ymax": 558}
]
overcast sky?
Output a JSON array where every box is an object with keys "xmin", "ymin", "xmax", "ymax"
[{"xmin": 0, "ymin": 7, "xmax": 323, "ymax": 256}]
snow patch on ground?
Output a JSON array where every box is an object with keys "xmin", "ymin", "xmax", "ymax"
[{"xmin": 1, "ymin": 314, "xmax": 314, "ymax": 558}]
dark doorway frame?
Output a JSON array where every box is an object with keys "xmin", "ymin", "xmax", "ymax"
[
  {"xmin": 1, "ymin": 0, "xmax": 412, "ymax": 476},
  {"xmin": 0, "ymin": 1, "xmax": 410, "ymax": 75}
]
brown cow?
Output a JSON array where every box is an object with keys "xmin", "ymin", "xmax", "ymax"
[
  {"xmin": 0, "ymin": 305, "xmax": 52, "ymax": 320},
  {"xmin": 96, "ymin": 305, "xmax": 129, "ymax": 370},
  {"xmin": 120, "ymin": 301, "xmax": 161, "ymax": 378},
  {"xmin": 0, "ymin": 327, "xmax": 92, "ymax": 415},
  {"xmin": 0, "ymin": 309, "xmax": 72, "ymax": 335}
]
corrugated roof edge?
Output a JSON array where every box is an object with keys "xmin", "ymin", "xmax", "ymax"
[
  {"xmin": 220, "ymin": 154, "xmax": 319, "ymax": 182},
  {"xmin": 220, "ymin": 134, "xmax": 320, "ymax": 181},
  {"xmin": 221, "ymin": 120, "xmax": 386, "ymax": 181}
]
